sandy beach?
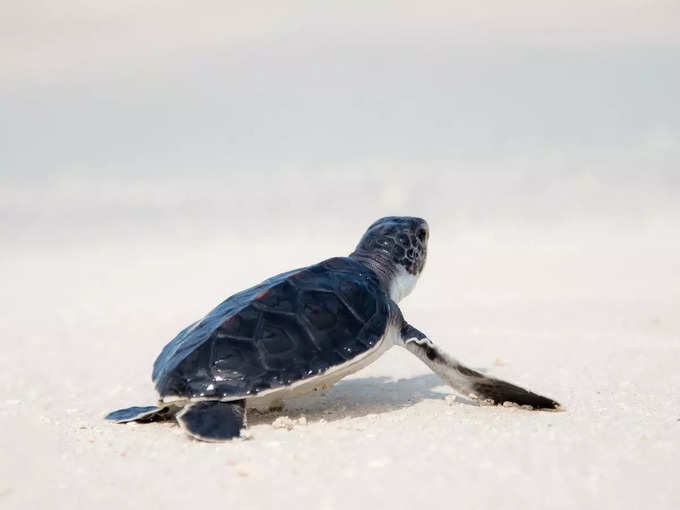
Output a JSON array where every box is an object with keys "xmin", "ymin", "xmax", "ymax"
[{"xmin": 1, "ymin": 170, "xmax": 679, "ymax": 509}]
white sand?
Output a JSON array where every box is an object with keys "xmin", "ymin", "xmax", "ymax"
[{"xmin": 1, "ymin": 172, "xmax": 679, "ymax": 509}]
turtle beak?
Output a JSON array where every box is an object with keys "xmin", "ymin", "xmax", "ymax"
[{"xmin": 416, "ymin": 220, "xmax": 429, "ymax": 245}]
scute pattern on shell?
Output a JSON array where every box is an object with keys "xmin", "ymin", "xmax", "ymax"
[{"xmin": 152, "ymin": 257, "xmax": 389, "ymax": 399}]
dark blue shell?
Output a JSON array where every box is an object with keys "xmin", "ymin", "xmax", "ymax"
[{"xmin": 152, "ymin": 257, "xmax": 389, "ymax": 399}]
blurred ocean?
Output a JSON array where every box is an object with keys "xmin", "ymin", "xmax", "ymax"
[{"xmin": 2, "ymin": 1, "xmax": 679, "ymax": 326}]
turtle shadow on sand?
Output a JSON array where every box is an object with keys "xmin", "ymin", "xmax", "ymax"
[
  {"xmin": 124, "ymin": 373, "xmax": 482, "ymax": 435},
  {"xmin": 247, "ymin": 373, "xmax": 480, "ymax": 427}
]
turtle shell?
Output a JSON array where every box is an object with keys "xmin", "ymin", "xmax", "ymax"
[{"xmin": 152, "ymin": 257, "xmax": 389, "ymax": 399}]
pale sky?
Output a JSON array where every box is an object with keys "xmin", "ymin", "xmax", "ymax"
[
  {"xmin": 1, "ymin": 1, "xmax": 679, "ymax": 178},
  {"xmin": 2, "ymin": 1, "xmax": 679, "ymax": 86}
]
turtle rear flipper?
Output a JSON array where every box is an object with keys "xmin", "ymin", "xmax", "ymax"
[
  {"xmin": 105, "ymin": 405, "xmax": 173, "ymax": 423},
  {"xmin": 176, "ymin": 400, "xmax": 246, "ymax": 442}
]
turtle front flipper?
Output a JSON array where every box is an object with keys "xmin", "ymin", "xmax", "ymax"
[
  {"xmin": 176, "ymin": 400, "xmax": 246, "ymax": 442},
  {"xmin": 105, "ymin": 405, "xmax": 173, "ymax": 423},
  {"xmin": 400, "ymin": 323, "xmax": 561, "ymax": 410}
]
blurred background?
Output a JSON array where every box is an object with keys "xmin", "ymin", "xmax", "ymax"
[
  {"xmin": 1, "ymin": 2, "xmax": 679, "ymax": 509},
  {"xmin": 2, "ymin": 0, "xmax": 678, "ymax": 348}
]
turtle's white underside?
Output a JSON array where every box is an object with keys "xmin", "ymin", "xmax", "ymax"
[{"xmin": 160, "ymin": 322, "xmax": 401, "ymax": 410}]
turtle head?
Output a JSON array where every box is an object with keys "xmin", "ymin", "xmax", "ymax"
[{"xmin": 350, "ymin": 216, "xmax": 429, "ymax": 302}]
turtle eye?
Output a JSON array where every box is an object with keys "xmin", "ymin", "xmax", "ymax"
[{"xmin": 417, "ymin": 228, "xmax": 427, "ymax": 242}]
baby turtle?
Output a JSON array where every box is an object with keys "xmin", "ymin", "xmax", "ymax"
[{"xmin": 107, "ymin": 216, "xmax": 560, "ymax": 441}]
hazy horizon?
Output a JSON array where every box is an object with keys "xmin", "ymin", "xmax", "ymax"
[
  {"xmin": 2, "ymin": 1, "xmax": 679, "ymax": 268},
  {"xmin": 2, "ymin": 2, "xmax": 680, "ymax": 185}
]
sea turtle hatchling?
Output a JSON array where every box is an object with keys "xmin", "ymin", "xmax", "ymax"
[{"xmin": 107, "ymin": 216, "xmax": 560, "ymax": 441}]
